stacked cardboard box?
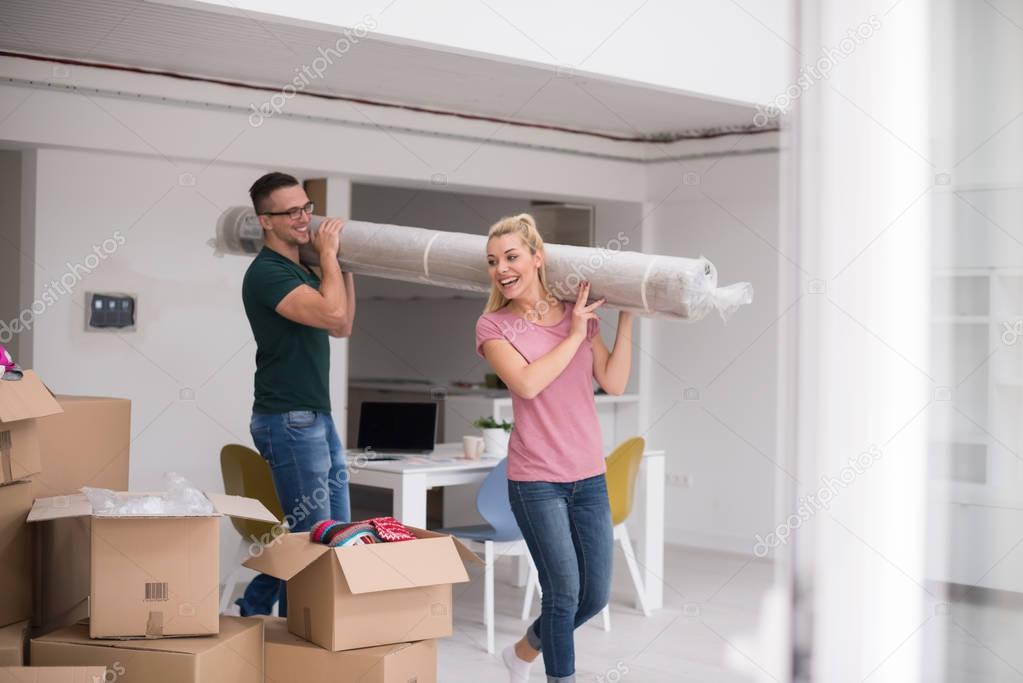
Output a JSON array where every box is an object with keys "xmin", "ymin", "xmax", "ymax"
[
  {"xmin": 30, "ymin": 617, "xmax": 263, "ymax": 683},
  {"xmin": 0, "ymin": 369, "xmax": 270, "ymax": 680},
  {"xmin": 27, "ymin": 489, "xmax": 278, "ymax": 639},
  {"xmin": 31, "ymin": 393, "xmax": 131, "ymax": 636},
  {"xmin": 0, "ymin": 666, "xmax": 108, "ymax": 682},
  {"xmin": 0, "ymin": 370, "xmax": 134, "ymax": 637},
  {"xmin": 0, "ymin": 482, "xmax": 36, "ymax": 631},
  {"xmin": 263, "ymin": 616, "xmax": 437, "ymax": 683},
  {"xmin": 0, "ymin": 371, "xmax": 64, "ymax": 631},
  {"xmin": 2, "ymin": 370, "xmax": 480, "ymax": 681},
  {"xmin": 0, "ymin": 622, "xmax": 28, "ymax": 666},
  {"xmin": 27, "ymin": 488, "xmax": 275, "ymax": 681},
  {"xmin": 246, "ymin": 526, "xmax": 480, "ymax": 681}
]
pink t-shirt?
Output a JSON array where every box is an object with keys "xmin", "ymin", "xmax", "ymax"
[{"xmin": 475, "ymin": 302, "xmax": 604, "ymax": 483}]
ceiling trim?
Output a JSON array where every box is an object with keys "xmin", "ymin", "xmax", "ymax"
[{"xmin": 0, "ymin": 49, "xmax": 779, "ymax": 149}]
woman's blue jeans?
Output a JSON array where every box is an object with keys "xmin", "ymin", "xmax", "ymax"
[
  {"xmin": 235, "ymin": 410, "xmax": 350, "ymax": 617},
  {"xmin": 509, "ymin": 474, "xmax": 614, "ymax": 683}
]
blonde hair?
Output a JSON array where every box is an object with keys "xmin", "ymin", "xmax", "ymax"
[{"xmin": 483, "ymin": 213, "xmax": 552, "ymax": 314}]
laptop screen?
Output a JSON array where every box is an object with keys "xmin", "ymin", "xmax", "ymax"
[{"xmin": 356, "ymin": 401, "xmax": 438, "ymax": 453}]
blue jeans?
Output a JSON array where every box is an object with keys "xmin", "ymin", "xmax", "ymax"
[
  {"xmin": 509, "ymin": 474, "xmax": 613, "ymax": 683},
  {"xmin": 236, "ymin": 410, "xmax": 350, "ymax": 617}
]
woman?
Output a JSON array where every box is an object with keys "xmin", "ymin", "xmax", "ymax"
[{"xmin": 475, "ymin": 214, "xmax": 634, "ymax": 683}]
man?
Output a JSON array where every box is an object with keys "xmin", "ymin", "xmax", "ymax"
[{"xmin": 235, "ymin": 172, "xmax": 355, "ymax": 616}]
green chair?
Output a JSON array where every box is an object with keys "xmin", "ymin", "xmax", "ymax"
[{"xmin": 219, "ymin": 444, "xmax": 285, "ymax": 613}]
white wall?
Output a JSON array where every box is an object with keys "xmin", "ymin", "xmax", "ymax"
[
  {"xmin": 24, "ymin": 148, "xmax": 351, "ymax": 580},
  {"xmin": 0, "ymin": 151, "xmax": 23, "ymax": 359},
  {"xmin": 180, "ymin": 0, "xmax": 793, "ymax": 106},
  {"xmin": 641, "ymin": 150, "xmax": 782, "ymax": 555}
]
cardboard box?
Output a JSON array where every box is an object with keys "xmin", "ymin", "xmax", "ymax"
[
  {"xmin": 27, "ymin": 492, "xmax": 276, "ymax": 639},
  {"xmin": 0, "ymin": 667, "xmax": 107, "ymax": 683},
  {"xmin": 31, "ymin": 516, "xmax": 90, "ymax": 636},
  {"xmin": 263, "ymin": 616, "xmax": 437, "ymax": 683},
  {"xmin": 33, "ymin": 396, "xmax": 131, "ymax": 498},
  {"xmin": 0, "ymin": 622, "xmax": 28, "ymax": 666},
  {"xmin": 0, "ymin": 482, "xmax": 35, "ymax": 627},
  {"xmin": 244, "ymin": 528, "xmax": 479, "ymax": 651},
  {"xmin": 0, "ymin": 371, "xmax": 63, "ymax": 486},
  {"xmin": 30, "ymin": 617, "xmax": 262, "ymax": 683},
  {"xmin": 31, "ymin": 395, "xmax": 131, "ymax": 636}
]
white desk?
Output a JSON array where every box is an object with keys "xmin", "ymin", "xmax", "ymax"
[{"xmin": 346, "ymin": 443, "xmax": 666, "ymax": 610}]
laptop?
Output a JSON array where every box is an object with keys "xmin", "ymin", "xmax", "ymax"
[{"xmin": 356, "ymin": 401, "xmax": 438, "ymax": 455}]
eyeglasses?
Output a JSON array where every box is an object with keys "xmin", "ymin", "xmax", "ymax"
[{"xmin": 261, "ymin": 202, "xmax": 315, "ymax": 220}]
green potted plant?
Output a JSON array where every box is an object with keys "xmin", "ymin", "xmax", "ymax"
[{"xmin": 473, "ymin": 416, "xmax": 513, "ymax": 456}]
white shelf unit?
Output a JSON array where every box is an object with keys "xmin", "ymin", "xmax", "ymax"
[
  {"xmin": 928, "ymin": 268, "xmax": 1023, "ymax": 591},
  {"xmin": 929, "ymin": 269, "xmax": 1023, "ymax": 496}
]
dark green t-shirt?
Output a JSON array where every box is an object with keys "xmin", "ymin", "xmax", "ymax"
[{"xmin": 242, "ymin": 247, "xmax": 330, "ymax": 414}]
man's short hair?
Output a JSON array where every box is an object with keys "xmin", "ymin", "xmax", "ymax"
[{"xmin": 249, "ymin": 172, "xmax": 300, "ymax": 214}]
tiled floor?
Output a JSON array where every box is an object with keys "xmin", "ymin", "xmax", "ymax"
[
  {"xmin": 439, "ymin": 544, "xmax": 773, "ymax": 682},
  {"xmin": 230, "ymin": 542, "xmax": 1023, "ymax": 681}
]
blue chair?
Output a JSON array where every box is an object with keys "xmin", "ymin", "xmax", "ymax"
[{"xmin": 437, "ymin": 458, "xmax": 532, "ymax": 653}]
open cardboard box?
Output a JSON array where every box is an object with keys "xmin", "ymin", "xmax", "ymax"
[
  {"xmin": 0, "ymin": 371, "xmax": 63, "ymax": 486},
  {"xmin": 31, "ymin": 393, "xmax": 131, "ymax": 636},
  {"xmin": 245, "ymin": 527, "xmax": 481, "ymax": 651},
  {"xmin": 27, "ymin": 491, "xmax": 276, "ymax": 639}
]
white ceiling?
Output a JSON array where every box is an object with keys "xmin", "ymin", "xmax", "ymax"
[{"xmin": 0, "ymin": 0, "xmax": 764, "ymax": 141}]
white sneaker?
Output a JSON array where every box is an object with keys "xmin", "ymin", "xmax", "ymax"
[{"xmin": 501, "ymin": 644, "xmax": 532, "ymax": 683}]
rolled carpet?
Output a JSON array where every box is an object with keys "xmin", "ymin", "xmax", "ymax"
[{"xmin": 212, "ymin": 206, "xmax": 753, "ymax": 321}]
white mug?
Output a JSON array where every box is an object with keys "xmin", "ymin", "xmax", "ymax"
[{"xmin": 462, "ymin": 435, "xmax": 485, "ymax": 460}]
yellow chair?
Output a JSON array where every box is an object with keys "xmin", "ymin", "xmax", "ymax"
[
  {"xmin": 219, "ymin": 444, "xmax": 285, "ymax": 614},
  {"xmin": 601, "ymin": 436, "xmax": 651, "ymax": 628},
  {"xmin": 522, "ymin": 437, "xmax": 652, "ymax": 630}
]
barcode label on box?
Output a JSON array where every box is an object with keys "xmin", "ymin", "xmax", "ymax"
[{"xmin": 145, "ymin": 582, "xmax": 169, "ymax": 601}]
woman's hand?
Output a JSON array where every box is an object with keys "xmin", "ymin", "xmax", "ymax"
[{"xmin": 571, "ymin": 281, "xmax": 605, "ymax": 340}]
